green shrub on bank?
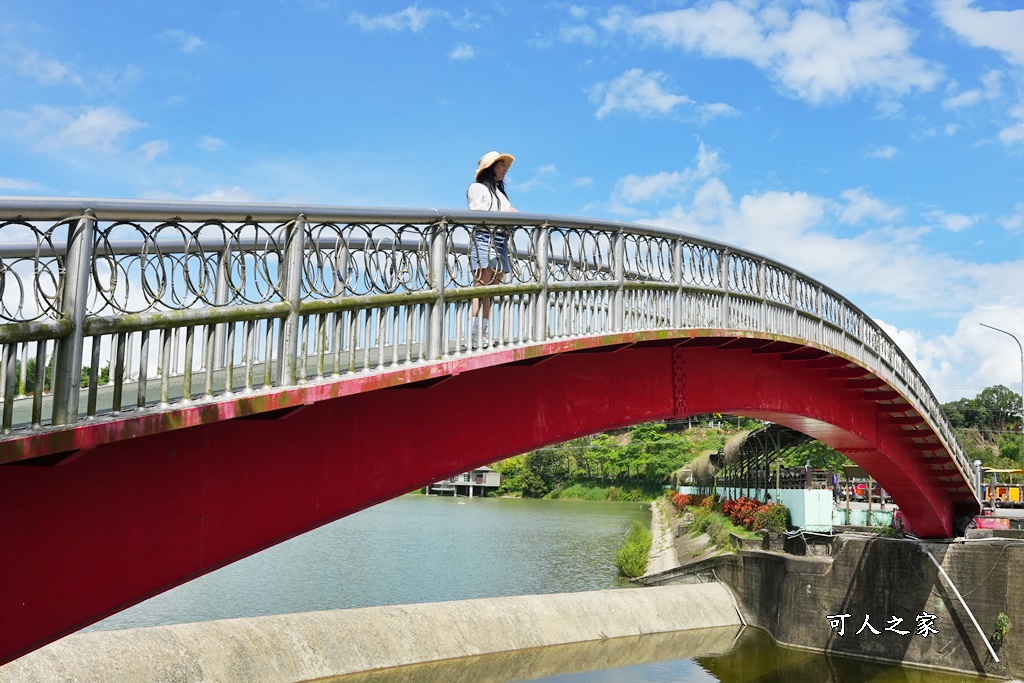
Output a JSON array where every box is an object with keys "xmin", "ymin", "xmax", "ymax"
[
  {"xmin": 548, "ymin": 482, "xmax": 609, "ymax": 501},
  {"xmin": 606, "ymin": 485, "xmax": 652, "ymax": 502},
  {"xmin": 545, "ymin": 481, "xmax": 662, "ymax": 502},
  {"xmin": 684, "ymin": 505, "xmax": 756, "ymax": 552},
  {"xmin": 615, "ymin": 520, "xmax": 653, "ymax": 577}
]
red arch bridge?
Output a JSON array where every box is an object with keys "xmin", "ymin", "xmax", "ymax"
[{"xmin": 0, "ymin": 198, "xmax": 978, "ymax": 665}]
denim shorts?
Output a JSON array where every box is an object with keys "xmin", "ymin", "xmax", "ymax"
[{"xmin": 469, "ymin": 230, "xmax": 511, "ymax": 272}]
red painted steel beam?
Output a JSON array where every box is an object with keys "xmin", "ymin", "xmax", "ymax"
[{"xmin": 0, "ymin": 333, "xmax": 977, "ymax": 666}]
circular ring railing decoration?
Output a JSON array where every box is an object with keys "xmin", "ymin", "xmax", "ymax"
[{"xmin": 0, "ymin": 198, "xmax": 975, "ymax": 504}]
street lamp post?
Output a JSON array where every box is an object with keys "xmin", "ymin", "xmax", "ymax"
[{"xmin": 979, "ymin": 322, "xmax": 1024, "ymax": 444}]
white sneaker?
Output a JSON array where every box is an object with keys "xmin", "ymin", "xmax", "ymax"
[
  {"xmin": 470, "ymin": 319, "xmax": 484, "ymax": 350},
  {"xmin": 482, "ymin": 320, "xmax": 492, "ymax": 348}
]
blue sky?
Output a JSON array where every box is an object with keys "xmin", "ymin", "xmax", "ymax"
[{"xmin": 1, "ymin": 0, "xmax": 1022, "ymax": 402}]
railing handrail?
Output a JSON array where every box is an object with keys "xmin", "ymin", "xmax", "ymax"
[{"xmin": 0, "ymin": 197, "xmax": 973, "ymax": 499}]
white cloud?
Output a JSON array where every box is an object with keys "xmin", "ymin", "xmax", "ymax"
[
  {"xmin": 350, "ymin": 6, "xmax": 444, "ymax": 32},
  {"xmin": 943, "ymin": 69, "xmax": 1002, "ymax": 109},
  {"xmin": 874, "ymin": 100, "xmax": 904, "ymax": 118},
  {"xmin": 138, "ymin": 140, "xmax": 169, "ymax": 162},
  {"xmin": 999, "ymin": 103, "xmax": 1024, "ymax": 146},
  {"xmin": 598, "ymin": 2, "xmax": 942, "ymax": 105},
  {"xmin": 696, "ymin": 102, "xmax": 740, "ymax": 122},
  {"xmin": 199, "ymin": 135, "xmax": 226, "ymax": 152},
  {"xmin": 515, "ymin": 164, "xmax": 597, "ymax": 195},
  {"xmin": 616, "ymin": 172, "xmax": 691, "ymax": 205},
  {"xmin": 618, "ymin": 145, "xmax": 1021, "ymax": 354},
  {"xmin": 516, "ymin": 163, "xmax": 559, "ymax": 193},
  {"xmin": 1, "ymin": 43, "xmax": 142, "ymax": 95},
  {"xmin": 883, "ymin": 306, "xmax": 1024, "ymax": 402},
  {"xmin": 560, "ymin": 25, "xmax": 597, "ymax": 45},
  {"xmin": 589, "ymin": 69, "xmax": 691, "ymax": 119},
  {"xmin": 448, "ymin": 44, "xmax": 474, "ymax": 61},
  {"xmin": 159, "ymin": 29, "xmax": 207, "ymax": 54},
  {"xmin": 9, "ymin": 47, "xmax": 81, "ymax": 86},
  {"xmin": 837, "ymin": 188, "xmax": 903, "ymax": 225},
  {"xmin": 0, "ymin": 176, "xmax": 43, "ymax": 192},
  {"xmin": 999, "ymin": 203, "xmax": 1024, "ymax": 232},
  {"xmin": 943, "ymin": 89, "xmax": 981, "ymax": 109},
  {"xmin": 865, "ymin": 145, "xmax": 898, "ymax": 159},
  {"xmin": 192, "ymin": 187, "xmax": 261, "ymax": 203},
  {"xmin": 926, "ymin": 210, "xmax": 976, "ymax": 233},
  {"xmin": 589, "ymin": 68, "xmax": 713, "ymax": 120},
  {"xmin": 6, "ymin": 105, "xmax": 145, "ymax": 155},
  {"xmin": 934, "ymin": 0, "xmax": 1024, "ymax": 67},
  {"xmin": 612, "ymin": 142, "xmax": 725, "ymax": 207}
]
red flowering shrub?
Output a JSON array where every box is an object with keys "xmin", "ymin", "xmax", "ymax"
[
  {"xmin": 721, "ymin": 497, "xmax": 789, "ymax": 533},
  {"xmin": 670, "ymin": 492, "xmax": 713, "ymax": 510}
]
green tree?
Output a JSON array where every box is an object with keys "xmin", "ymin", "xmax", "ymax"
[
  {"xmin": 80, "ymin": 363, "xmax": 111, "ymax": 388},
  {"xmin": 998, "ymin": 433, "xmax": 1022, "ymax": 465},
  {"xmin": 586, "ymin": 434, "xmax": 621, "ymax": 480},
  {"xmin": 16, "ymin": 356, "xmax": 53, "ymax": 394},
  {"xmin": 977, "ymin": 385, "xmax": 1022, "ymax": 433},
  {"xmin": 782, "ymin": 441, "xmax": 849, "ymax": 470},
  {"xmin": 943, "ymin": 385, "xmax": 1022, "ymax": 434},
  {"xmin": 525, "ymin": 447, "xmax": 566, "ymax": 490},
  {"xmin": 493, "ymin": 455, "xmax": 527, "ymax": 496}
]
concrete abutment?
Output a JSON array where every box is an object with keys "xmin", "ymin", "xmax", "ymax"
[{"xmin": 646, "ymin": 533, "xmax": 1023, "ymax": 679}]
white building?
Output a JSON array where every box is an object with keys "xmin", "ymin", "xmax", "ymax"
[{"xmin": 426, "ymin": 467, "xmax": 501, "ymax": 497}]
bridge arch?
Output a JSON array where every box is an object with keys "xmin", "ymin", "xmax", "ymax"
[{"xmin": 0, "ymin": 199, "xmax": 978, "ymax": 665}]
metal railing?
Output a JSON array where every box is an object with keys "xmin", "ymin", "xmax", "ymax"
[{"xmin": 0, "ymin": 198, "xmax": 972, "ymax": 496}]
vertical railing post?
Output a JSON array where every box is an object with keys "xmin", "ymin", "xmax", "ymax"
[
  {"xmin": 332, "ymin": 233, "xmax": 349, "ymax": 373},
  {"xmin": 52, "ymin": 209, "xmax": 96, "ymax": 425},
  {"xmin": 816, "ymin": 285, "xmax": 824, "ymax": 345},
  {"xmin": 276, "ymin": 215, "xmax": 306, "ymax": 386},
  {"xmin": 758, "ymin": 258, "xmax": 766, "ymax": 331},
  {"xmin": 427, "ymin": 219, "xmax": 447, "ymax": 360},
  {"xmin": 612, "ymin": 230, "xmax": 625, "ymax": 333},
  {"xmin": 786, "ymin": 271, "xmax": 795, "ymax": 337},
  {"xmin": 672, "ymin": 238, "xmax": 683, "ymax": 329},
  {"xmin": 533, "ymin": 224, "xmax": 550, "ymax": 342},
  {"xmin": 213, "ymin": 243, "xmax": 230, "ymax": 368},
  {"xmin": 719, "ymin": 248, "xmax": 731, "ymax": 329}
]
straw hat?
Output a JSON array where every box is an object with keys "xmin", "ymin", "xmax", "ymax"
[{"xmin": 475, "ymin": 151, "xmax": 514, "ymax": 180}]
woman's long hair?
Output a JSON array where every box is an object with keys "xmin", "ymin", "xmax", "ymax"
[{"xmin": 476, "ymin": 166, "xmax": 508, "ymax": 205}]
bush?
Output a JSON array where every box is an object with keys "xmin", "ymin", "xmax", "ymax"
[
  {"xmin": 751, "ymin": 503, "xmax": 789, "ymax": 533},
  {"xmin": 615, "ymin": 520, "xmax": 653, "ymax": 577},
  {"xmin": 722, "ymin": 497, "xmax": 789, "ymax": 533},
  {"xmin": 690, "ymin": 506, "xmax": 713, "ymax": 535},
  {"xmin": 993, "ymin": 612, "xmax": 1010, "ymax": 649},
  {"xmin": 548, "ymin": 482, "xmax": 609, "ymax": 501}
]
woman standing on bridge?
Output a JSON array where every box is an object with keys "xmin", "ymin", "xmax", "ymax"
[{"xmin": 467, "ymin": 150, "xmax": 517, "ymax": 348}]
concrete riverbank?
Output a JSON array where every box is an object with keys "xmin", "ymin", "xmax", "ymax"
[
  {"xmin": 0, "ymin": 584, "xmax": 742, "ymax": 683},
  {"xmin": 644, "ymin": 529, "xmax": 1024, "ymax": 680}
]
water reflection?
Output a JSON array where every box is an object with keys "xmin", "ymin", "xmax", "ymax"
[
  {"xmin": 693, "ymin": 628, "xmax": 987, "ymax": 683},
  {"xmin": 324, "ymin": 628, "xmax": 989, "ymax": 683},
  {"xmin": 323, "ymin": 627, "xmax": 742, "ymax": 683}
]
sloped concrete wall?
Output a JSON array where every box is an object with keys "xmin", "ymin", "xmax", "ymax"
[
  {"xmin": 705, "ymin": 536, "xmax": 1022, "ymax": 679},
  {"xmin": 0, "ymin": 584, "xmax": 742, "ymax": 683}
]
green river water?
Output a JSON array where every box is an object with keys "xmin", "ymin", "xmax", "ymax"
[{"xmin": 87, "ymin": 495, "xmax": 987, "ymax": 682}]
